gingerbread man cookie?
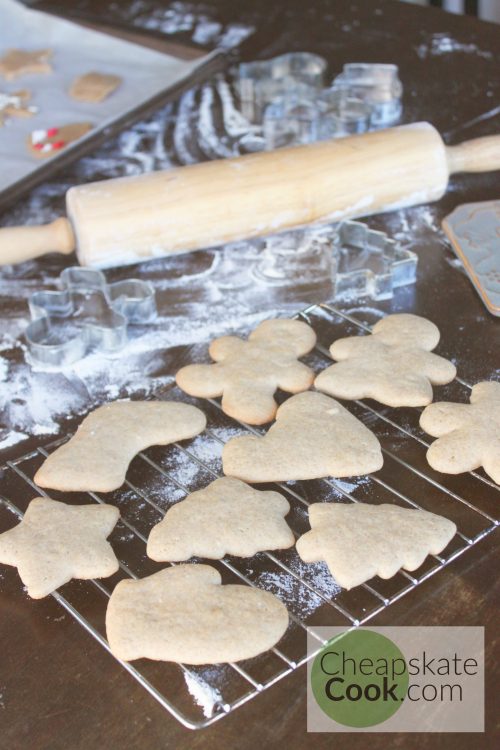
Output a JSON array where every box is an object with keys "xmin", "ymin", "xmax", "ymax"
[
  {"xmin": 315, "ymin": 313, "xmax": 456, "ymax": 407},
  {"xmin": 0, "ymin": 49, "xmax": 52, "ymax": 81},
  {"xmin": 69, "ymin": 72, "xmax": 122, "ymax": 103},
  {"xmin": 27, "ymin": 122, "xmax": 93, "ymax": 158},
  {"xmin": 176, "ymin": 318, "xmax": 317, "ymax": 425},
  {"xmin": 420, "ymin": 380, "xmax": 500, "ymax": 483}
]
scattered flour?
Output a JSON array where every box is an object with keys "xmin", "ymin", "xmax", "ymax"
[
  {"xmin": 183, "ymin": 669, "xmax": 223, "ymax": 718},
  {"xmin": 416, "ymin": 33, "xmax": 493, "ymax": 60}
]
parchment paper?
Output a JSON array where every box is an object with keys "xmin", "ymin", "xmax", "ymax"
[{"xmin": 0, "ymin": 0, "xmax": 216, "ymax": 193}]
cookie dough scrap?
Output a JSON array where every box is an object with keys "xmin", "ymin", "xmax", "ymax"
[
  {"xmin": 222, "ymin": 391, "xmax": 383, "ymax": 483},
  {"xmin": 147, "ymin": 477, "xmax": 295, "ymax": 562},
  {"xmin": 420, "ymin": 380, "xmax": 500, "ymax": 483},
  {"xmin": 315, "ymin": 313, "xmax": 456, "ymax": 407},
  {"xmin": 28, "ymin": 122, "xmax": 93, "ymax": 159},
  {"xmin": 296, "ymin": 502, "xmax": 456, "ymax": 590},
  {"xmin": 34, "ymin": 401, "xmax": 206, "ymax": 493},
  {"xmin": 0, "ymin": 49, "xmax": 52, "ymax": 81},
  {"xmin": 69, "ymin": 72, "xmax": 122, "ymax": 103},
  {"xmin": 0, "ymin": 497, "xmax": 119, "ymax": 599},
  {"xmin": 106, "ymin": 564, "xmax": 289, "ymax": 664},
  {"xmin": 0, "ymin": 89, "xmax": 36, "ymax": 126},
  {"xmin": 176, "ymin": 318, "xmax": 317, "ymax": 425}
]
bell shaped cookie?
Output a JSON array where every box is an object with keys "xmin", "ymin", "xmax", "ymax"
[
  {"xmin": 222, "ymin": 391, "xmax": 383, "ymax": 482},
  {"xmin": 420, "ymin": 380, "xmax": 500, "ymax": 483},
  {"xmin": 315, "ymin": 313, "xmax": 456, "ymax": 407},
  {"xmin": 0, "ymin": 497, "xmax": 119, "ymax": 598},
  {"xmin": 176, "ymin": 318, "xmax": 317, "ymax": 425},
  {"xmin": 147, "ymin": 477, "xmax": 294, "ymax": 561},
  {"xmin": 106, "ymin": 564, "xmax": 289, "ymax": 664},
  {"xmin": 296, "ymin": 502, "xmax": 456, "ymax": 590},
  {"xmin": 34, "ymin": 401, "xmax": 206, "ymax": 493}
]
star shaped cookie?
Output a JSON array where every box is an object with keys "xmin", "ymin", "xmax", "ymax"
[{"xmin": 0, "ymin": 497, "xmax": 120, "ymax": 598}]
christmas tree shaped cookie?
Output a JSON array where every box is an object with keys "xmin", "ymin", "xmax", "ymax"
[
  {"xmin": 222, "ymin": 391, "xmax": 383, "ymax": 482},
  {"xmin": 315, "ymin": 313, "xmax": 456, "ymax": 407},
  {"xmin": 420, "ymin": 381, "xmax": 500, "ymax": 483},
  {"xmin": 296, "ymin": 502, "xmax": 456, "ymax": 590},
  {"xmin": 176, "ymin": 318, "xmax": 317, "ymax": 425},
  {"xmin": 147, "ymin": 477, "xmax": 294, "ymax": 561}
]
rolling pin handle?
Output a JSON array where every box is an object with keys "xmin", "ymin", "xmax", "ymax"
[
  {"xmin": 0, "ymin": 218, "xmax": 76, "ymax": 265},
  {"xmin": 446, "ymin": 134, "xmax": 500, "ymax": 174}
]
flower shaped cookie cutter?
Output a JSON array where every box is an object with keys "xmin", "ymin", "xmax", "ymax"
[{"xmin": 25, "ymin": 267, "xmax": 156, "ymax": 367}]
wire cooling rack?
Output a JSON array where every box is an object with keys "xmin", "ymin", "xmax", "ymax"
[{"xmin": 0, "ymin": 302, "xmax": 498, "ymax": 729}]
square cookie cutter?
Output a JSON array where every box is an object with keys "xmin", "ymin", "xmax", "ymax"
[{"xmin": 25, "ymin": 267, "xmax": 157, "ymax": 367}]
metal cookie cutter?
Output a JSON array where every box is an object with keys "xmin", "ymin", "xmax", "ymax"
[
  {"xmin": 238, "ymin": 52, "xmax": 327, "ymax": 123},
  {"xmin": 330, "ymin": 63, "xmax": 403, "ymax": 128},
  {"xmin": 25, "ymin": 267, "xmax": 157, "ymax": 367},
  {"xmin": 331, "ymin": 220, "xmax": 417, "ymax": 301}
]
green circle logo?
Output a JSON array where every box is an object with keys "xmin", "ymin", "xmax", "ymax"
[{"xmin": 311, "ymin": 629, "xmax": 409, "ymax": 728}]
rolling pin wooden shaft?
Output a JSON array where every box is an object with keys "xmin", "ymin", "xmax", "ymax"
[{"xmin": 1, "ymin": 122, "xmax": 500, "ymax": 268}]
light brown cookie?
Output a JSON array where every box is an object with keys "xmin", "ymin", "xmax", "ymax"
[
  {"xmin": 0, "ymin": 497, "xmax": 119, "ymax": 599},
  {"xmin": 315, "ymin": 313, "xmax": 456, "ymax": 407},
  {"xmin": 34, "ymin": 401, "xmax": 206, "ymax": 493},
  {"xmin": 176, "ymin": 318, "xmax": 317, "ymax": 425},
  {"xmin": 0, "ymin": 89, "xmax": 36, "ymax": 126},
  {"xmin": 106, "ymin": 564, "xmax": 289, "ymax": 664},
  {"xmin": 222, "ymin": 391, "xmax": 383, "ymax": 482},
  {"xmin": 27, "ymin": 122, "xmax": 93, "ymax": 159},
  {"xmin": 147, "ymin": 477, "xmax": 294, "ymax": 562},
  {"xmin": 69, "ymin": 72, "xmax": 122, "ymax": 103},
  {"xmin": 420, "ymin": 380, "xmax": 500, "ymax": 483},
  {"xmin": 0, "ymin": 48, "xmax": 52, "ymax": 81},
  {"xmin": 296, "ymin": 502, "xmax": 456, "ymax": 590}
]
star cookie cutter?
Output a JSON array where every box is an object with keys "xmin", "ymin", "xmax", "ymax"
[
  {"xmin": 332, "ymin": 220, "xmax": 417, "ymax": 301},
  {"xmin": 25, "ymin": 267, "xmax": 157, "ymax": 367}
]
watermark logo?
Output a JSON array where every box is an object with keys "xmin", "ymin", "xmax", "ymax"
[{"xmin": 307, "ymin": 627, "xmax": 484, "ymax": 732}]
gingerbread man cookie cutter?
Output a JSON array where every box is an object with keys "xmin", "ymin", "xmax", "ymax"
[{"xmin": 25, "ymin": 267, "xmax": 156, "ymax": 367}]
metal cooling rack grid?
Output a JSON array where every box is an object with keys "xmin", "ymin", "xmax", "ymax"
[{"xmin": 0, "ymin": 301, "xmax": 498, "ymax": 730}]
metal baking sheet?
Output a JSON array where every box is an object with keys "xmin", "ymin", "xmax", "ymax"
[{"xmin": 0, "ymin": 0, "xmax": 224, "ymax": 210}]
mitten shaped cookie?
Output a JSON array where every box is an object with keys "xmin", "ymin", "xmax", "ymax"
[
  {"xmin": 420, "ymin": 380, "xmax": 500, "ymax": 483},
  {"xmin": 222, "ymin": 391, "xmax": 383, "ymax": 482},
  {"xmin": 106, "ymin": 564, "xmax": 289, "ymax": 663},
  {"xmin": 315, "ymin": 313, "xmax": 456, "ymax": 407},
  {"xmin": 296, "ymin": 502, "xmax": 456, "ymax": 590},
  {"xmin": 176, "ymin": 318, "xmax": 317, "ymax": 424}
]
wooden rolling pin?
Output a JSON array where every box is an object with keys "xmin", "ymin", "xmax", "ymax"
[{"xmin": 1, "ymin": 122, "xmax": 500, "ymax": 268}]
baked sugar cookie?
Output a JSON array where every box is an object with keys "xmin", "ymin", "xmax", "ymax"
[
  {"xmin": 296, "ymin": 502, "xmax": 456, "ymax": 590},
  {"xmin": 27, "ymin": 122, "xmax": 93, "ymax": 158},
  {"xmin": 315, "ymin": 313, "xmax": 456, "ymax": 407},
  {"xmin": 147, "ymin": 477, "xmax": 294, "ymax": 561},
  {"xmin": 69, "ymin": 72, "xmax": 122, "ymax": 103},
  {"xmin": 222, "ymin": 391, "xmax": 383, "ymax": 482},
  {"xmin": 0, "ymin": 48, "xmax": 52, "ymax": 81},
  {"xmin": 420, "ymin": 380, "xmax": 500, "ymax": 483},
  {"xmin": 0, "ymin": 89, "xmax": 36, "ymax": 126},
  {"xmin": 0, "ymin": 497, "xmax": 119, "ymax": 598},
  {"xmin": 106, "ymin": 564, "xmax": 289, "ymax": 664},
  {"xmin": 34, "ymin": 401, "xmax": 206, "ymax": 493},
  {"xmin": 176, "ymin": 318, "xmax": 317, "ymax": 425}
]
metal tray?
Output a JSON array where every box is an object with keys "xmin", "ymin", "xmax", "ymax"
[{"xmin": 0, "ymin": 302, "xmax": 498, "ymax": 729}]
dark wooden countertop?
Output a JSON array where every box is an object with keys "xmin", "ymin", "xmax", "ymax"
[{"xmin": 0, "ymin": 1, "xmax": 499, "ymax": 748}]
